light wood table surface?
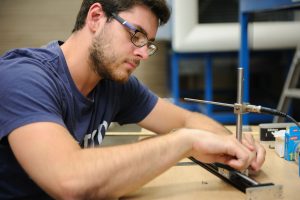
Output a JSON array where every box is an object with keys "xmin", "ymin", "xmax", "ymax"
[{"xmin": 108, "ymin": 126, "xmax": 300, "ymax": 200}]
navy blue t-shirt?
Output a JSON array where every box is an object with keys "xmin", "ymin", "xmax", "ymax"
[{"xmin": 0, "ymin": 41, "xmax": 158, "ymax": 199}]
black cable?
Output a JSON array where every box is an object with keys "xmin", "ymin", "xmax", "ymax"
[{"xmin": 260, "ymin": 106, "xmax": 300, "ymax": 128}]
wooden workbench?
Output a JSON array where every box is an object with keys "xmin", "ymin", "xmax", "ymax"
[{"xmin": 108, "ymin": 126, "xmax": 299, "ymax": 200}]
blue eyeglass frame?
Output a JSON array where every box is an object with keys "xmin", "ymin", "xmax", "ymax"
[{"xmin": 111, "ymin": 13, "xmax": 157, "ymax": 56}]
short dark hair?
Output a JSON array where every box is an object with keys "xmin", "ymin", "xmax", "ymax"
[{"xmin": 72, "ymin": 0, "xmax": 171, "ymax": 33}]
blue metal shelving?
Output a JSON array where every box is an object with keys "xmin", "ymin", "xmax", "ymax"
[
  {"xmin": 239, "ymin": 0, "xmax": 300, "ymax": 124},
  {"xmin": 169, "ymin": 0, "xmax": 300, "ymax": 124}
]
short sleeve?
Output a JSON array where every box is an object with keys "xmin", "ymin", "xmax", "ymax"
[{"xmin": 0, "ymin": 58, "xmax": 65, "ymax": 139}]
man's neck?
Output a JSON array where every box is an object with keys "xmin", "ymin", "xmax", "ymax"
[{"xmin": 61, "ymin": 32, "xmax": 101, "ymax": 97}]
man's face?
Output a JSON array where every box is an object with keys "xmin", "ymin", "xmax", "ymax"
[{"xmin": 89, "ymin": 5, "xmax": 158, "ymax": 83}]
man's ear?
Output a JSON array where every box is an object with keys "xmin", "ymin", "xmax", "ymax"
[{"xmin": 86, "ymin": 3, "xmax": 106, "ymax": 33}]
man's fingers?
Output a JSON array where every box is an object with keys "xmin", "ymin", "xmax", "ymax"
[
  {"xmin": 189, "ymin": 131, "xmax": 264, "ymax": 172},
  {"xmin": 223, "ymin": 139, "xmax": 256, "ymax": 171},
  {"xmin": 242, "ymin": 133, "xmax": 256, "ymax": 151},
  {"xmin": 250, "ymin": 142, "xmax": 266, "ymax": 171}
]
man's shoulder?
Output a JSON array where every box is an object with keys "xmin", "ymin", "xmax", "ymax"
[
  {"xmin": 1, "ymin": 40, "xmax": 63, "ymax": 65},
  {"xmin": 0, "ymin": 41, "xmax": 63, "ymax": 80},
  {"xmin": 1, "ymin": 45, "xmax": 59, "ymax": 64},
  {"xmin": 0, "ymin": 45, "xmax": 67, "ymax": 99}
]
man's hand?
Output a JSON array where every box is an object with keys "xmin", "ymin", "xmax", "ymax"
[
  {"xmin": 242, "ymin": 132, "xmax": 266, "ymax": 171},
  {"xmin": 183, "ymin": 129, "xmax": 256, "ymax": 171},
  {"xmin": 138, "ymin": 98, "xmax": 266, "ymax": 171}
]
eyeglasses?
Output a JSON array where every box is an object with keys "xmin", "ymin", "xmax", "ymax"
[{"xmin": 111, "ymin": 13, "xmax": 157, "ymax": 56}]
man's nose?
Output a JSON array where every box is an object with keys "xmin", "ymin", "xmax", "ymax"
[{"xmin": 133, "ymin": 45, "xmax": 149, "ymax": 60}]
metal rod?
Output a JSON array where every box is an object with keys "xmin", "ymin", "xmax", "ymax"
[
  {"xmin": 236, "ymin": 68, "xmax": 244, "ymax": 142},
  {"xmin": 184, "ymin": 98, "xmax": 234, "ymax": 108}
]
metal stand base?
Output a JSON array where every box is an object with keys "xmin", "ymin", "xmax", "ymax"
[{"xmin": 190, "ymin": 158, "xmax": 283, "ymax": 199}]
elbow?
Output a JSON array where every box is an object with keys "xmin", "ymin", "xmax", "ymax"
[
  {"xmin": 52, "ymin": 176, "xmax": 120, "ymax": 200},
  {"xmin": 44, "ymin": 173, "xmax": 89, "ymax": 200},
  {"xmin": 51, "ymin": 179, "xmax": 85, "ymax": 200}
]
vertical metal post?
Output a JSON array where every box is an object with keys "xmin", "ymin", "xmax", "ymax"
[{"xmin": 236, "ymin": 68, "xmax": 244, "ymax": 141}]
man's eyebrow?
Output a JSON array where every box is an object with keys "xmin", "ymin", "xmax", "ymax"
[{"xmin": 134, "ymin": 24, "xmax": 155, "ymax": 42}]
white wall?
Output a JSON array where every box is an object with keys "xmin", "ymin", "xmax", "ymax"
[{"xmin": 172, "ymin": 0, "xmax": 300, "ymax": 52}]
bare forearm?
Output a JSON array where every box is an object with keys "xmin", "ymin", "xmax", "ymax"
[
  {"xmin": 65, "ymin": 130, "xmax": 191, "ymax": 199},
  {"xmin": 139, "ymin": 99, "xmax": 230, "ymax": 136},
  {"xmin": 183, "ymin": 112, "xmax": 231, "ymax": 135},
  {"xmin": 9, "ymin": 124, "xmax": 191, "ymax": 200}
]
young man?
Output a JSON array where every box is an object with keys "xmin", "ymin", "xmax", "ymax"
[{"xmin": 0, "ymin": 0, "xmax": 265, "ymax": 199}]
